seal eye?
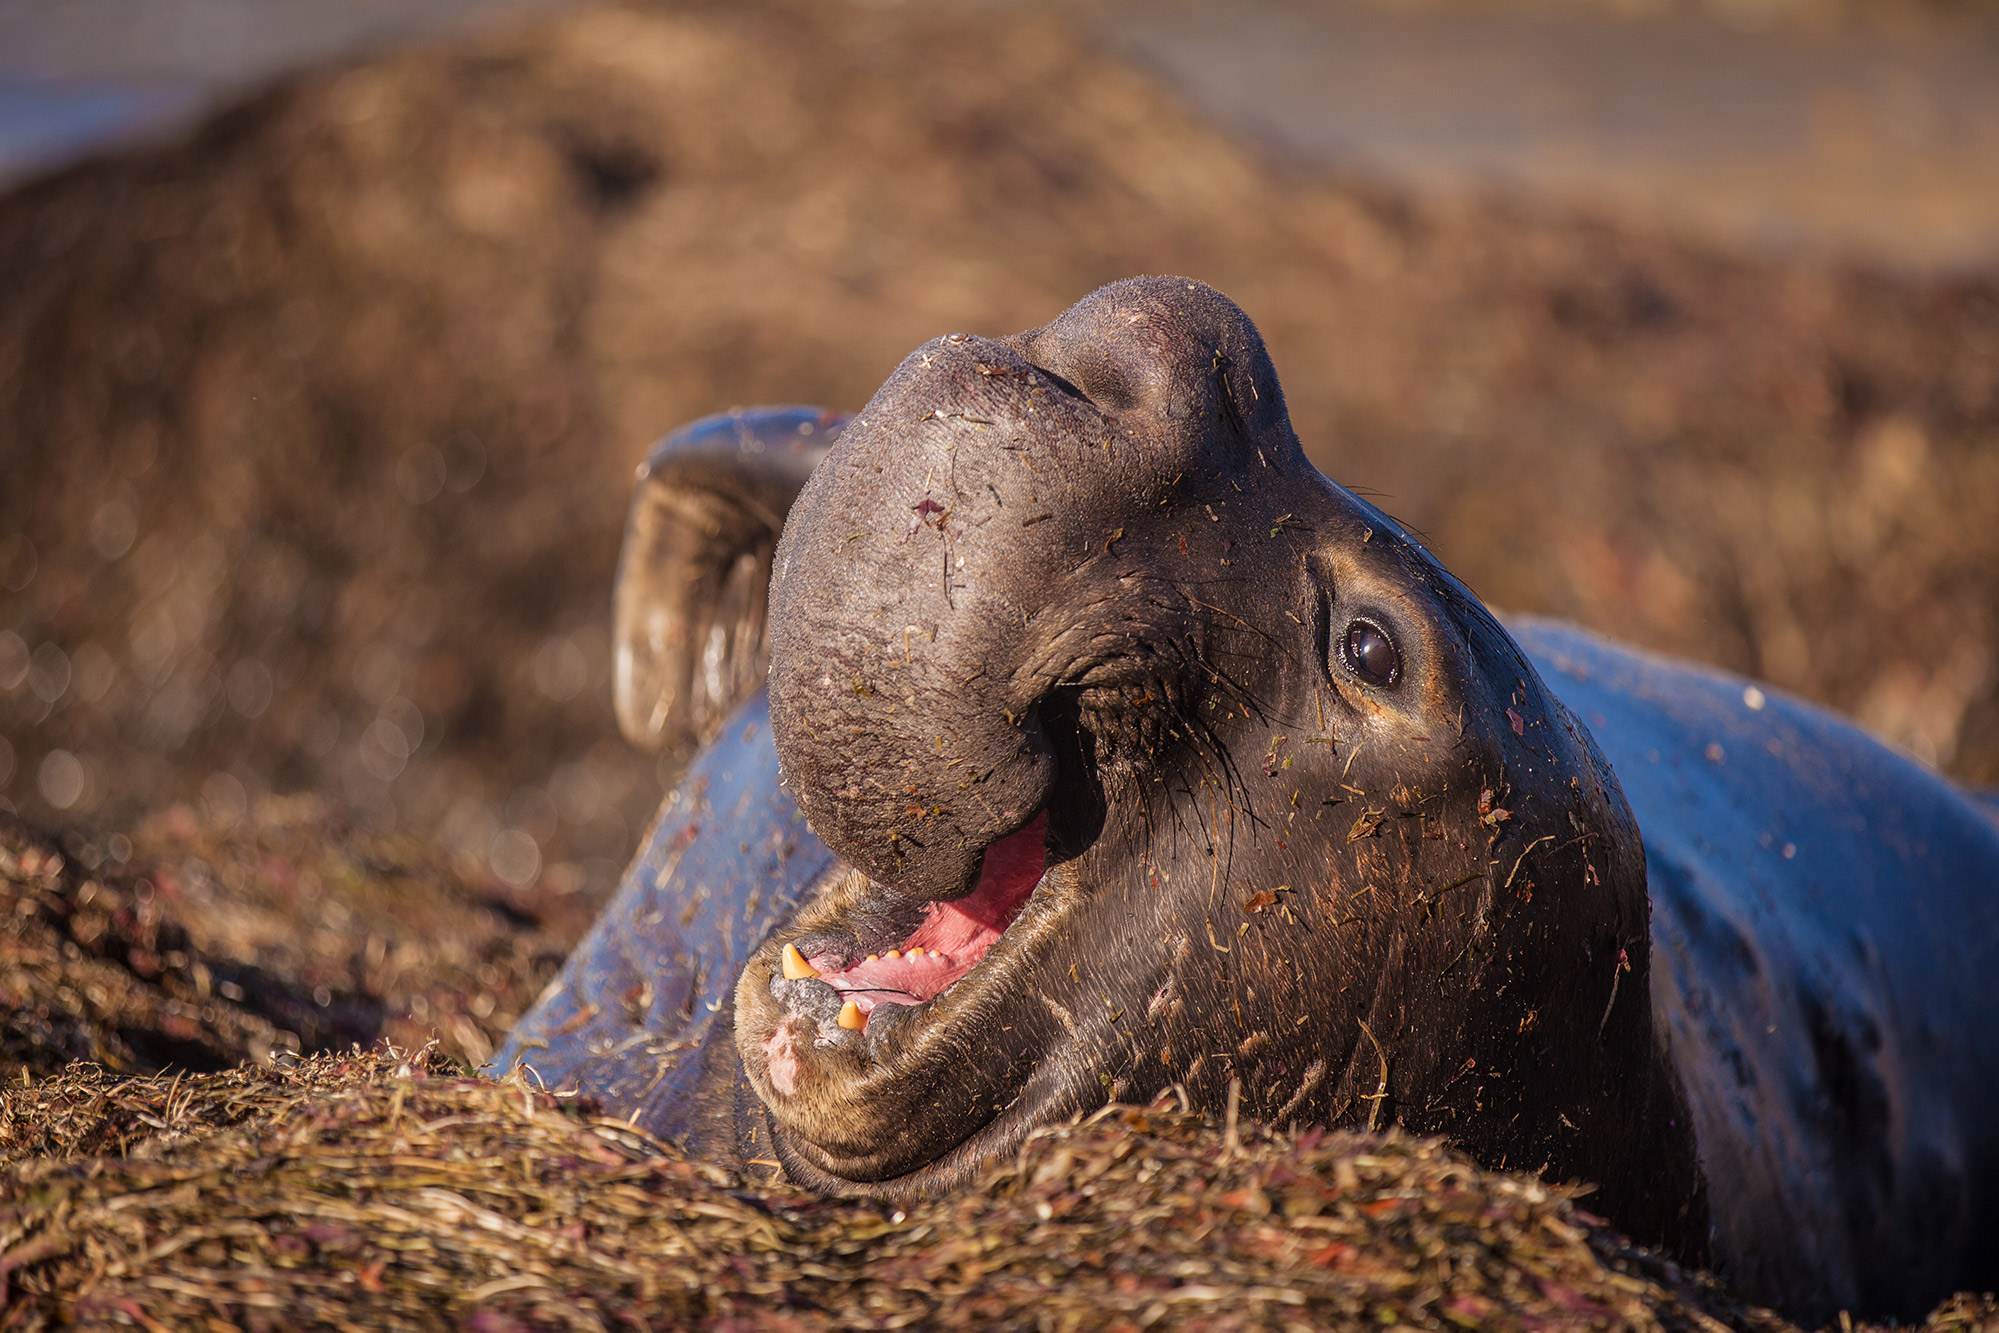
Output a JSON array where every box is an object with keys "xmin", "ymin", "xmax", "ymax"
[{"xmin": 1341, "ymin": 620, "xmax": 1401, "ymax": 687}]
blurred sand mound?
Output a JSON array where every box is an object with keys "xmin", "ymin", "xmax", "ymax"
[{"xmin": 1, "ymin": 0, "xmax": 1996, "ymax": 891}]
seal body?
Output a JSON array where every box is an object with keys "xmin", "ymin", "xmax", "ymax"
[
  {"xmin": 501, "ymin": 692, "xmax": 835, "ymax": 1162},
  {"xmin": 1517, "ymin": 619, "xmax": 1999, "ymax": 1314},
  {"xmin": 497, "ymin": 278, "xmax": 1999, "ymax": 1320}
]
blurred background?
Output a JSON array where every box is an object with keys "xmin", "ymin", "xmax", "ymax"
[{"xmin": 4, "ymin": 0, "xmax": 1998, "ymax": 906}]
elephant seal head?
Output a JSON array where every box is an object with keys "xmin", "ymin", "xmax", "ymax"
[{"xmin": 735, "ymin": 277, "xmax": 1688, "ymax": 1243}]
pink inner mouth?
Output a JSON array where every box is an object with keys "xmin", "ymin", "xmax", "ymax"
[{"xmin": 808, "ymin": 812, "xmax": 1048, "ymax": 1018}]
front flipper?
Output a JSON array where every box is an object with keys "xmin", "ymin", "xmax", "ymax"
[
  {"xmin": 492, "ymin": 690, "xmax": 838, "ymax": 1154},
  {"xmin": 613, "ymin": 406, "xmax": 847, "ymax": 752}
]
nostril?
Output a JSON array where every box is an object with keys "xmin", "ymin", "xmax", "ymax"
[
  {"xmin": 1025, "ymin": 344, "xmax": 1139, "ymax": 413},
  {"xmin": 1074, "ymin": 364, "xmax": 1138, "ymax": 412},
  {"xmin": 1031, "ymin": 366, "xmax": 1092, "ymax": 405}
]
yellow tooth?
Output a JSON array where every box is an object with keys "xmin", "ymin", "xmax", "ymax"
[
  {"xmin": 838, "ymin": 1000, "xmax": 867, "ymax": 1030},
  {"xmin": 885, "ymin": 949, "xmax": 902, "ymax": 960},
  {"xmin": 866, "ymin": 954, "xmax": 880, "ymax": 963},
  {"xmin": 781, "ymin": 943, "xmax": 819, "ymax": 980},
  {"xmin": 908, "ymin": 947, "xmax": 924, "ymax": 957}
]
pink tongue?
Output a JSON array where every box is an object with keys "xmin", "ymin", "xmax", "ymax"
[{"xmin": 810, "ymin": 812, "xmax": 1048, "ymax": 1011}]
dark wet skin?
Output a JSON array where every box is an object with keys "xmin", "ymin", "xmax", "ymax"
[{"xmin": 498, "ymin": 280, "xmax": 1999, "ymax": 1321}]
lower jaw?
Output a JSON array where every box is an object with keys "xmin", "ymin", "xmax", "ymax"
[
  {"xmin": 741, "ymin": 821, "xmax": 1097, "ymax": 1180},
  {"xmin": 742, "ymin": 960, "xmax": 1071, "ymax": 1184},
  {"xmin": 757, "ymin": 1066, "xmax": 1078, "ymax": 1197},
  {"xmin": 761, "ymin": 1111, "xmax": 976, "ymax": 1198},
  {"xmin": 745, "ymin": 999, "xmax": 1018, "ymax": 1180}
]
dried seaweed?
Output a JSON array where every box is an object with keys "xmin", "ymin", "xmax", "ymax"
[
  {"xmin": 0, "ymin": 808, "xmax": 585, "ymax": 1082},
  {"xmin": 6, "ymin": 1049, "xmax": 1993, "ymax": 1331},
  {"xmin": 0, "ymin": 1048, "xmax": 1804, "ymax": 1332}
]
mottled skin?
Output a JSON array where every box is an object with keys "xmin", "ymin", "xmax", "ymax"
[{"xmin": 499, "ymin": 280, "xmax": 1999, "ymax": 1321}]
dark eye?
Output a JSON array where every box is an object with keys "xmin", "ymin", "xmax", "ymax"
[{"xmin": 1341, "ymin": 620, "xmax": 1400, "ymax": 686}]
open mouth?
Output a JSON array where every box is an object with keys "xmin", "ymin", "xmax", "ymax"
[
  {"xmin": 755, "ymin": 812, "xmax": 1051, "ymax": 1096},
  {"xmin": 802, "ymin": 813, "xmax": 1049, "ymax": 1022}
]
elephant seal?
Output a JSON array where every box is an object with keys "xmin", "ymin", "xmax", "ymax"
[{"xmin": 498, "ymin": 279, "xmax": 1999, "ymax": 1320}]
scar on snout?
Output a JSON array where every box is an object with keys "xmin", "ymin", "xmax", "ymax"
[{"xmin": 764, "ymin": 1022, "xmax": 803, "ymax": 1096}]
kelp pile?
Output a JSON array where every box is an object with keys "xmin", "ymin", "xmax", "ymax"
[
  {"xmin": 6, "ymin": 1047, "xmax": 1996, "ymax": 1331},
  {"xmin": 0, "ymin": 1048, "xmax": 1801, "ymax": 1331},
  {"xmin": 0, "ymin": 807, "xmax": 588, "ymax": 1080}
]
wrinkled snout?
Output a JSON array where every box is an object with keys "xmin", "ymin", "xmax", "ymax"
[{"xmin": 765, "ymin": 277, "xmax": 1307, "ymax": 900}]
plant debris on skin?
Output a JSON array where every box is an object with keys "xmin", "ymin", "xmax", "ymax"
[{"xmin": 3, "ymin": 1049, "xmax": 1994, "ymax": 1331}]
